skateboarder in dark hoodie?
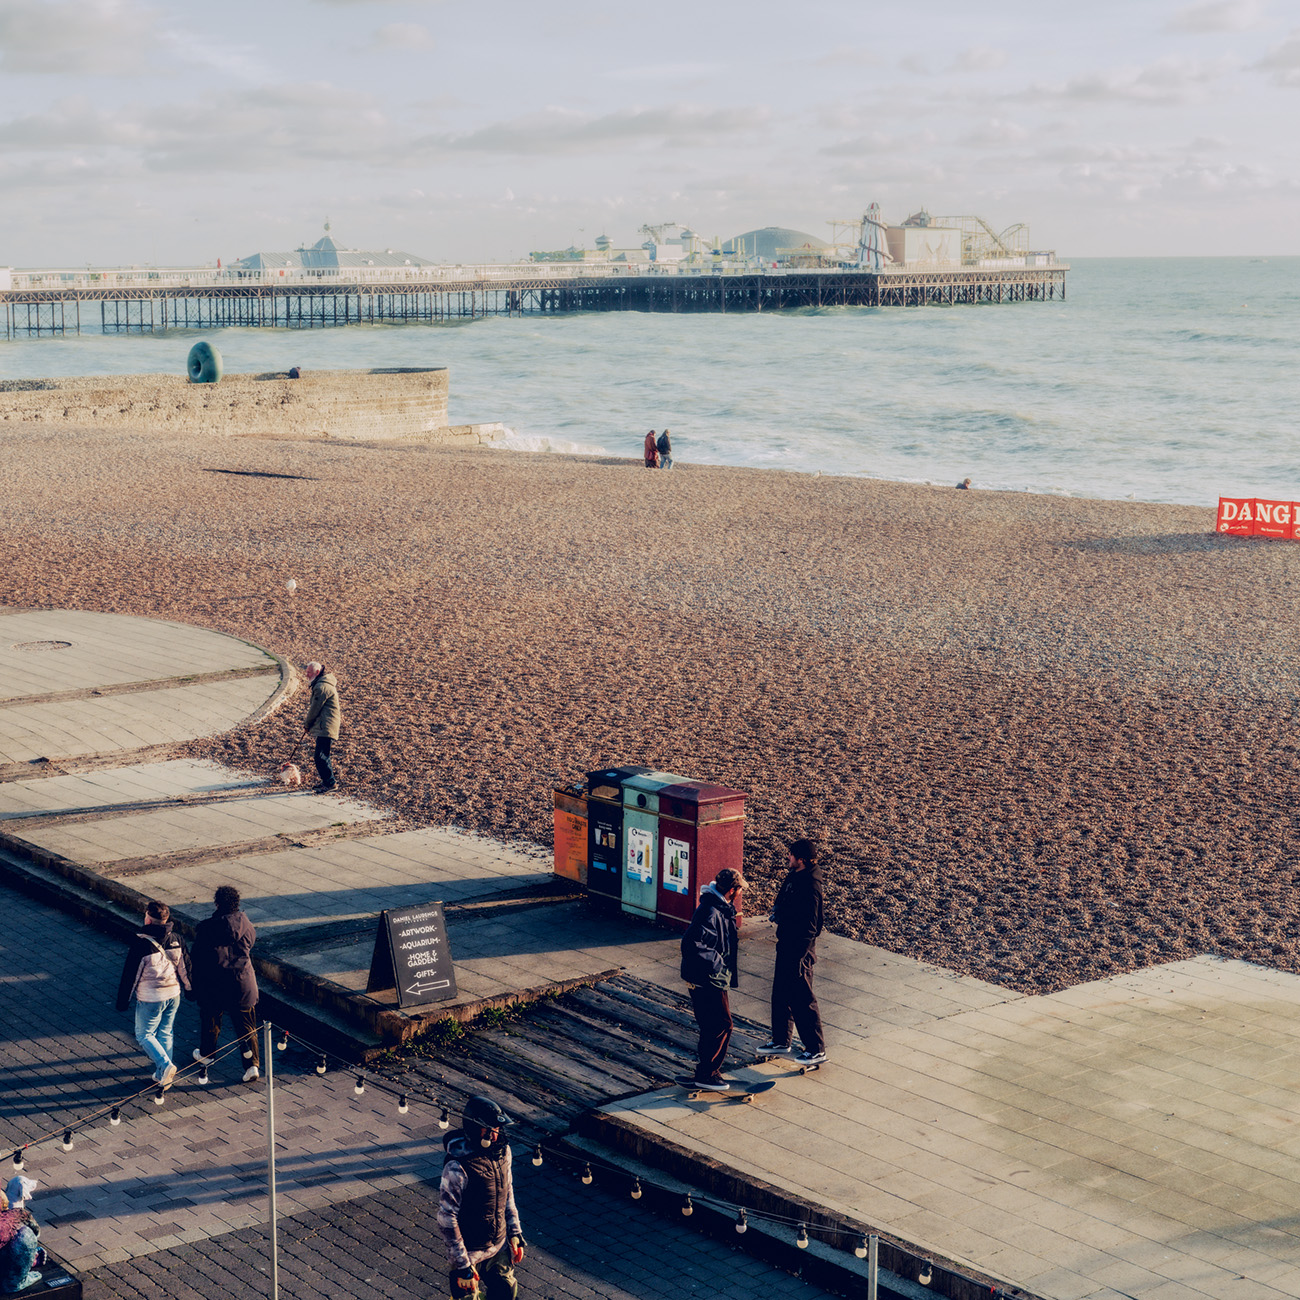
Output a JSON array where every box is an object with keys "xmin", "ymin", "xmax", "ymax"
[
  {"xmin": 438, "ymin": 1095, "xmax": 526, "ymax": 1300},
  {"xmin": 759, "ymin": 837, "xmax": 827, "ymax": 1066},
  {"xmin": 680, "ymin": 867, "xmax": 746, "ymax": 1091}
]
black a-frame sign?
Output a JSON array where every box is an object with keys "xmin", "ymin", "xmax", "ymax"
[{"xmin": 366, "ymin": 903, "xmax": 458, "ymax": 1008}]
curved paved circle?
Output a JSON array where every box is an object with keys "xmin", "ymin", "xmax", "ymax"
[{"xmin": 0, "ymin": 609, "xmax": 284, "ymax": 765}]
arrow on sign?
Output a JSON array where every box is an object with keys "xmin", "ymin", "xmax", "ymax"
[{"xmin": 404, "ymin": 979, "xmax": 452, "ymax": 997}]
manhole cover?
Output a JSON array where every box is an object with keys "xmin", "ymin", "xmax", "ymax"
[{"xmin": 11, "ymin": 641, "xmax": 73, "ymax": 652}]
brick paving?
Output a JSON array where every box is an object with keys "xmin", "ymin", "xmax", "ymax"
[{"xmin": 0, "ymin": 879, "xmax": 835, "ymax": 1300}]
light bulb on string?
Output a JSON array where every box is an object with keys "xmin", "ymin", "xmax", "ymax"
[
  {"xmin": 153, "ymin": 1086, "xmax": 165, "ymax": 1107},
  {"xmin": 398, "ymin": 1094, "xmax": 409, "ymax": 1115},
  {"xmin": 918, "ymin": 1260, "xmax": 933, "ymax": 1286},
  {"xmin": 61, "ymin": 1131, "xmax": 73, "ymax": 1152},
  {"xmin": 630, "ymin": 1178, "xmax": 642, "ymax": 1200},
  {"xmin": 11, "ymin": 1151, "xmax": 23, "ymax": 1172},
  {"xmin": 109, "ymin": 1108, "xmax": 121, "ymax": 1127},
  {"xmin": 316, "ymin": 1055, "xmax": 327, "ymax": 1076},
  {"xmin": 531, "ymin": 1146, "xmax": 543, "ymax": 1167},
  {"xmin": 580, "ymin": 1163, "xmax": 593, "ymax": 1186},
  {"xmin": 854, "ymin": 1235, "xmax": 868, "ymax": 1260},
  {"xmin": 681, "ymin": 1193, "xmax": 693, "ymax": 1217},
  {"xmin": 277, "ymin": 1031, "xmax": 288, "ymax": 1052},
  {"xmin": 438, "ymin": 1107, "xmax": 450, "ymax": 1130},
  {"xmin": 796, "ymin": 1224, "xmax": 808, "ymax": 1250},
  {"xmin": 734, "ymin": 1209, "xmax": 747, "ymax": 1234},
  {"xmin": 354, "ymin": 1075, "xmax": 365, "ymax": 1096}
]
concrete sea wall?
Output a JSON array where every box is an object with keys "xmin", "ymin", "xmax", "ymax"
[{"xmin": 0, "ymin": 367, "xmax": 502, "ymax": 444}]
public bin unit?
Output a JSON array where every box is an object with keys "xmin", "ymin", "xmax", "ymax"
[
  {"xmin": 620, "ymin": 771, "xmax": 683, "ymax": 920},
  {"xmin": 585, "ymin": 766, "xmax": 650, "ymax": 905},
  {"xmin": 552, "ymin": 782, "xmax": 588, "ymax": 885},
  {"xmin": 656, "ymin": 781, "xmax": 748, "ymax": 930}
]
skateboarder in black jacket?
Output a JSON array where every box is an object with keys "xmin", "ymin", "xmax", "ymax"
[
  {"xmin": 760, "ymin": 838, "xmax": 826, "ymax": 1065},
  {"xmin": 680, "ymin": 867, "xmax": 745, "ymax": 1091}
]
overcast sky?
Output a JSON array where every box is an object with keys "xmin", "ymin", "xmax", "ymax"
[{"xmin": 0, "ymin": 0, "xmax": 1296, "ymax": 266}]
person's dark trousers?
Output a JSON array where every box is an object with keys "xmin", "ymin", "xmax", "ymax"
[
  {"xmin": 688, "ymin": 985, "xmax": 733, "ymax": 1081},
  {"xmin": 313, "ymin": 736, "xmax": 335, "ymax": 787},
  {"xmin": 199, "ymin": 1003, "xmax": 261, "ymax": 1069},
  {"xmin": 447, "ymin": 1240, "xmax": 518, "ymax": 1300},
  {"xmin": 771, "ymin": 948, "xmax": 825, "ymax": 1055}
]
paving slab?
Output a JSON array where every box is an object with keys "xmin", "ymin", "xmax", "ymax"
[
  {"xmin": 0, "ymin": 759, "xmax": 264, "ymax": 819},
  {"xmin": 594, "ymin": 955, "xmax": 1300, "ymax": 1300},
  {"xmin": 10, "ymin": 790, "xmax": 385, "ymax": 867},
  {"xmin": 0, "ymin": 609, "xmax": 275, "ymax": 700},
  {"xmin": 122, "ymin": 826, "xmax": 553, "ymax": 929},
  {"xmin": 0, "ymin": 676, "xmax": 281, "ymax": 763}
]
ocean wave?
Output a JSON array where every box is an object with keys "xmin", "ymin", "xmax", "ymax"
[{"xmin": 490, "ymin": 428, "xmax": 609, "ymax": 457}]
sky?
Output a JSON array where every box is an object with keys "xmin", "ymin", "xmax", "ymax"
[{"xmin": 0, "ymin": 0, "xmax": 1297, "ymax": 266}]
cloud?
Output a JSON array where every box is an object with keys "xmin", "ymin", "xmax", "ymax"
[
  {"xmin": 418, "ymin": 104, "xmax": 770, "ymax": 155},
  {"xmin": 1166, "ymin": 0, "xmax": 1264, "ymax": 32},
  {"xmin": 1255, "ymin": 28, "xmax": 1300, "ymax": 85},
  {"xmin": 959, "ymin": 118, "xmax": 1028, "ymax": 148},
  {"xmin": 599, "ymin": 62, "xmax": 723, "ymax": 82},
  {"xmin": 0, "ymin": 0, "xmax": 159, "ymax": 74},
  {"xmin": 1020, "ymin": 56, "xmax": 1231, "ymax": 104},
  {"xmin": 813, "ymin": 46, "xmax": 882, "ymax": 69},
  {"xmin": 951, "ymin": 45, "xmax": 1008, "ymax": 72},
  {"xmin": 370, "ymin": 22, "xmax": 435, "ymax": 51}
]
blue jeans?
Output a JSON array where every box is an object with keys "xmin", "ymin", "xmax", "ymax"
[{"xmin": 135, "ymin": 997, "xmax": 179, "ymax": 1079}]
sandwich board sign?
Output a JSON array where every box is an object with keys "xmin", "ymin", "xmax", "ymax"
[{"xmin": 366, "ymin": 903, "xmax": 457, "ymax": 1008}]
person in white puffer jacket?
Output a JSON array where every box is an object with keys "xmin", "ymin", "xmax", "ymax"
[{"xmin": 115, "ymin": 900, "xmax": 192, "ymax": 1088}]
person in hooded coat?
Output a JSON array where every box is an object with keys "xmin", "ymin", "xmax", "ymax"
[
  {"xmin": 190, "ymin": 885, "xmax": 261, "ymax": 1082},
  {"xmin": 438, "ymin": 1095, "xmax": 526, "ymax": 1300},
  {"xmin": 643, "ymin": 430, "xmax": 659, "ymax": 468},
  {"xmin": 115, "ymin": 899, "xmax": 191, "ymax": 1088},
  {"xmin": 680, "ymin": 867, "xmax": 745, "ymax": 1089},
  {"xmin": 302, "ymin": 661, "xmax": 342, "ymax": 793}
]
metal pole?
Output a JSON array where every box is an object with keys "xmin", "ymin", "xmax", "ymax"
[
  {"xmin": 868, "ymin": 1234, "xmax": 878, "ymax": 1300},
  {"xmin": 264, "ymin": 1021, "xmax": 279, "ymax": 1300}
]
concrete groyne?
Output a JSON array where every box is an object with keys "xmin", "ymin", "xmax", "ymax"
[{"xmin": 0, "ymin": 366, "xmax": 503, "ymax": 443}]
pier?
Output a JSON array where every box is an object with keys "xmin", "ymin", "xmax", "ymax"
[{"xmin": 0, "ymin": 264, "xmax": 1067, "ymax": 338}]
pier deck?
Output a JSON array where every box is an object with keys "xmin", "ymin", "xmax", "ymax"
[{"xmin": 1, "ymin": 266, "xmax": 1067, "ymax": 337}]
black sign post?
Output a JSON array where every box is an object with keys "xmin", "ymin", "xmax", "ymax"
[{"xmin": 366, "ymin": 903, "xmax": 458, "ymax": 1008}]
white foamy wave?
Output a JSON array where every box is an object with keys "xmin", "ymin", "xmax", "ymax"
[{"xmin": 491, "ymin": 427, "xmax": 608, "ymax": 457}]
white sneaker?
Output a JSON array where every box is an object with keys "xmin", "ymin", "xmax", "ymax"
[
  {"xmin": 192, "ymin": 1049, "xmax": 213, "ymax": 1065},
  {"xmin": 159, "ymin": 1064, "xmax": 178, "ymax": 1090},
  {"xmin": 243, "ymin": 1065, "xmax": 261, "ymax": 1083}
]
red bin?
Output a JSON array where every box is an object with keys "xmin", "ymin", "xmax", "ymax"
[{"xmin": 655, "ymin": 781, "xmax": 747, "ymax": 930}]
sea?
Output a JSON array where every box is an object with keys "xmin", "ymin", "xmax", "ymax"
[{"xmin": 2, "ymin": 257, "xmax": 1296, "ymax": 509}]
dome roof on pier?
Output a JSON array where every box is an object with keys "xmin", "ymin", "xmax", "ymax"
[{"xmin": 231, "ymin": 234, "xmax": 436, "ymax": 273}]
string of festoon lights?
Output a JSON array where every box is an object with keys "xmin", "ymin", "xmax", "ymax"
[{"xmin": 9, "ymin": 1025, "xmax": 968, "ymax": 1293}]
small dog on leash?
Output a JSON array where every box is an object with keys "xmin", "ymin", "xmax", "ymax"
[{"xmin": 277, "ymin": 763, "xmax": 303, "ymax": 787}]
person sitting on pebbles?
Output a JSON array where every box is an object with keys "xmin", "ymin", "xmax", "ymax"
[{"xmin": 302, "ymin": 662, "xmax": 341, "ymax": 794}]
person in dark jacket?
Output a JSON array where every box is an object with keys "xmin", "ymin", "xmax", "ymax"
[
  {"xmin": 190, "ymin": 885, "xmax": 261, "ymax": 1082},
  {"xmin": 759, "ymin": 837, "xmax": 826, "ymax": 1065},
  {"xmin": 438, "ymin": 1095, "xmax": 526, "ymax": 1300},
  {"xmin": 680, "ymin": 867, "xmax": 745, "ymax": 1090},
  {"xmin": 115, "ymin": 900, "xmax": 191, "ymax": 1088},
  {"xmin": 656, "ymin": 428, "xmax": 673, "ymax": 470},
  {"xmin": 302, "ymin": 661, "xmax": 341, "ymax": 793}
]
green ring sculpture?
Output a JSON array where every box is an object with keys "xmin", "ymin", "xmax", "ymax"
[{"xmin": 187, "ymin": 341, "xmax": 223, "ymax": 384}]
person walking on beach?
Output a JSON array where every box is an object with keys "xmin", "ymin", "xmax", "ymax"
[
  {"xmin": 680, "ymin": 867, "xmax": 745, "ymax": 1090},
  {"xmin": 115, "ymin": 900, "xmax": 191, "ymax": 1088},
  {"xmin": 656, "ymin": 428, "xmax": 673, "ymax": 470},
  {"xmin": 191, "ymin": 885, "xmax": 261, "ymax": 1082},
  {"xmin": 302, "ymin": 661, "xmax": 341, "ymax": 793},
  {"xmin": 643, "ymin": 430, "xmax": 660, "ymax": 469},
  {"xmin": 438, "ymin": 1095, "xmax": 526, "ymax": 1300},
  {"xmin": 759, "ymin": 837, "xmax": 827, "ymax": 1066}
]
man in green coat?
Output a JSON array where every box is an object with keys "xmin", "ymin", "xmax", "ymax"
[{"xmin": 303, "ymin": 662, "xmax": 341, "ymax": 793}]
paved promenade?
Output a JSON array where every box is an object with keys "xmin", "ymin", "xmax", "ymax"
[{"xmin": 7, "ymin": 609, "xmax": 1300, "ymax": 1299}]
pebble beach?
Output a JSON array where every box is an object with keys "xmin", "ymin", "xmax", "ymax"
[{"xmin": 4, "ymin": 422, "xmax": 1300, "ymax": 995}]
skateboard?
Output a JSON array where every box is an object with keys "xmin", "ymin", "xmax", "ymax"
[
  {"xmin": 754, "ymin": 1052, "xmax": 824, "ymax": 1075},
  {"xmin": 675, "ymin": 1077, "xmax": 777, "ymax": 1103}
]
